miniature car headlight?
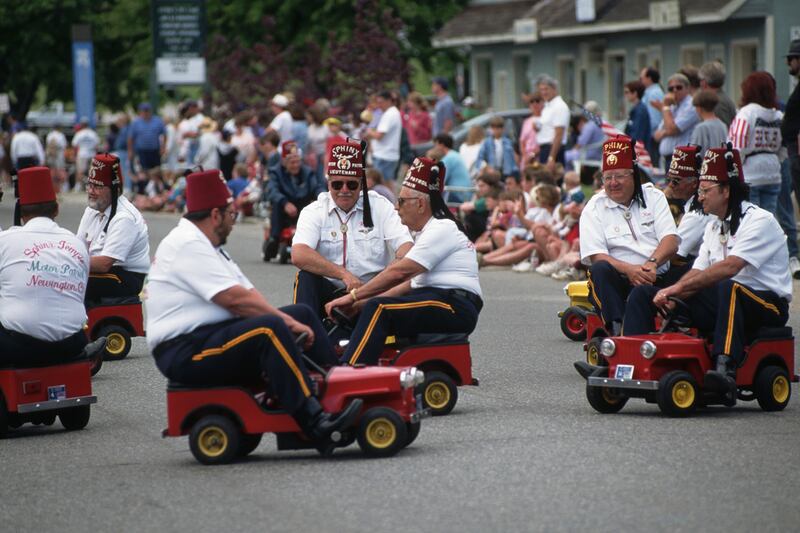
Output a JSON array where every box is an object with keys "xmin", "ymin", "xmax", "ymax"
[
  {"xmin": 599, "ymin": 338, "xmax": 616, "ymax": 357},
  {"xmin": 399, "ymin": 368, "xmax": 424, "ymax": 388},
  {"xmin": 640, "ymin": 340, "xmax": 657, "ymax": 359},
  {"xmin": 563, "ymin": 284, "xmax": 570, "ymax": 295}
]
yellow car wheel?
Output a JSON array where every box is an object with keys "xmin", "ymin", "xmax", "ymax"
[
  {"xmin": 189, "ymin": 415, "xmax": 240, "ymax": 465},
  {"xmin": 657, "ymin": 371, "xmax": 699, "ymax": 416},
  {"xmin": 422, "ymin": 371, "xmax": 458, "ymax": 416},
  {"xmin": 97, "ymin": 324, "xmax": 132, "ymax": 361},
  {"xmin": 755, "ymin": 365, "xmax": 791, "ymax": 411},
  {"xmin": 357, "ymin": 407, "xmax": 407, "ymax": 458},
  {"xmin": 586, "ymin": 338, "xmax": 603, "ymax": 366}
]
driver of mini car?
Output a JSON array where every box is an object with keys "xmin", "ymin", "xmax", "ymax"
[
  {"xmin": 76, "ymin": 153, "xmax": 150, "ymax": 305},
  {"xmin": 624, "ymin": 145, "xmax": 792, "ymax": 405},
  {"xmin": 0, "ymin": 167, "xmax": 90, "ymax": 365},
  {"xmin": 325, "ymin": 156, "xmax": 483, "ymax": 366},
  {"xmin": 579, "ymin": 135, "xmax": 679, "ymax": 336},
  {"xmin": 291, "ymin": 139, "xmax": 412, "ymax": 325}
]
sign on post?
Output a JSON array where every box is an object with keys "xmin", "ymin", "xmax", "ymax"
[
  {"xmin": 72, "ymin": 25, "xmax": 96, "ymax": 128},
  {"xmin": 152, "ymin": 0, "xmax": 206, "ymax": 85}
]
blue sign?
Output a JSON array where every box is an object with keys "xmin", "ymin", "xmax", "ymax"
[{"xmin": 72, "ymin": 40, "xmax": 96, "ymax": 128}]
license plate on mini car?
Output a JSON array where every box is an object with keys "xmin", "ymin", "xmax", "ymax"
[
  {"xmin": 48, "ymin": 385, "xmax": 66, "ymax": 400},
  {"xmin": 614, "ymin": 365, "xmax": 634, "ymax": 380}
]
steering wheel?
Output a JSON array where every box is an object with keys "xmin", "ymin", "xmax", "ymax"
[{"xmin": 657, "ymin": 296, "xmax": 692, "ymax": 332}]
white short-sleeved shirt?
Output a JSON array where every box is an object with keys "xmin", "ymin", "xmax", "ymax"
[
  {"xmin": 71, "ymin": 128, "xmax": 100, "ymax": 160},
  {"xmin": 693, "ymin": 202, "xmax": 792, "ymax": 301},
  {"xmin": 269, "ymin": 110, "xmax": 294, "ymax": 143},
  {"xmin": 77, "ymin": 195, "xmax": 150, "ymax": 274},
  {"xmin": 293, "ymin": 191, "xmax": 412, "ymax": 288},
  {"xmin": 580, "ymin": 183, "xmax": 678, "ymax": 273},
  {"xmin": 537, "ymin": 95, "xmax": 570, "ymax": 145},
  {"xmin": 406, "ymin": 217, "xmax": 482, "ymax": 297},
  {"xmin": 0, "ymin": 218, "xmax": 89, "ymax": 341},
  {"xmin": 676, "ymin": 198, "xmax": 712, "ymax": 258},
  {"xmin": 372, "ymin": 106, "xmax": 402, "ymax": 161},
  {"xmin": 145, "ymin": 218, "xmax": 255, "ymax": 349}
]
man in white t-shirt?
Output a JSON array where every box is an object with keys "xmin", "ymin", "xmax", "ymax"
[
  {"xmin": 579, "ymin": 135, "xmax": 679, "ymax": 336},
  {"xmin": 0, "ymin": 167, "xmax": 90, "ymax": 365},
  {"xmin": 626, "ymin": 146, "xmax": 791, "ymax": 404},
  {"xmin": 76, "ymin": 154, "xmax": 150, "ymax": 305},
  {"xmin": 146, "ymin": 170, "xmax": 361, "ymax": 450},
  {"xmin": 326, "ymin": 156, "xmax": 483, "ymax": 366},
  {"xmin": 535, "ymin": 75, "xmax": 571, "ymax": 174},
  {"xmin": 292, "ymin": 140, "xmax": 412, "ymax": 321},
  {"xmin": 71, "ymin": 120, "xmax": 100, "ymax": 185},
  {"xmin": 367, "ymin": 90, "xmax": 402, "ymax": 184},
  {"xmin": 267, "ymin": 94, "xmax": 294, "ymax": 143},
  {"xmin": 9, "ymin": 129, "xmax": 45, "ymax": 170}
]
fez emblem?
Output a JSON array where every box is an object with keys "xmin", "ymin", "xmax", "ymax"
[
  {"xmin": 337, "ymin": 157, "xmax": 352, "ymax": 170},
  {"xmin": 700, "ymin": 161, "xmax": 709, "ymax": 176},
  {"xmin": 606, "ymin": 153, "xmax": 618, "ymax": 166}
]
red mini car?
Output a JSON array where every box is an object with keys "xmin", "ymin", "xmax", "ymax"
[
  {"xmin": 86, "ymin": 299, "xmax": 145, "ymax": 364},
  {"xmin": 0, "ymin": 359, "xmax": 97, "ymax": 436},
  {"xmin": 163, "ymin": 365, "xmax": 427, "ymax": 465},
  {"xmin": 575, "ymin": 326, "xmax": 797, "ymax": 416}
]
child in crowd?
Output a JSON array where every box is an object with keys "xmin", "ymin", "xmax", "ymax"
[
  {"xmin": 133, "ymin": 168, "xmax": 169, "ymax": 212},
  {"xmin": 227, "ymin": 163, "xmax": 250, "ymax": 199},
  {"xmin": 234, "ymin": 165, "xmax": 263, "ymax": 219},
  {"xmin": 366, "ymin": 167, "xmax": 396, "ymax": 204},
  {"xmin": 473, "ymin": 189, "xmax": 510, "ymax": 253}
]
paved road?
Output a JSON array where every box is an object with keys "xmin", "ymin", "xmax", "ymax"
[{"xmin": 2, "ymin": 193, "xmax": 799, "ymax": 533}]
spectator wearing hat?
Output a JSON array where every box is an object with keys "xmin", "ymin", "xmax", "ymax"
[
  {"xmin": 431, "ymin": 77, "xmax": 455, "ymax": 137},
  {"xmin": 76, "ymin": 153, "xmax": 150, "ymax": 305},
  {"xmin": 654, "ymin": 73, "xmax": 700, "ymax": 169},
  {"xmin": 0, "ymin": 167, "xmax": 90, "ymax": 365},
  {"xmin": 475, "ymin": 116, "xmax": 519, "ymax": 179},
  {"xmin": 782, "ymin": 39, "xmax": 800, "ymax": 203},
  {"xmin": 625, "ymin": 145, "xmax": 792, "ymax": 405},
  {"xmin": 145, "ymin": 169, "xmax": 362, "ymax": 453},
  {"xmin": 366, "ymin": 90, "xmax": 403, "ymax": 184},
  {"xmin": 698, "ymin": 61, "xmax": 737, "ymax": 128},
  {"xmin": 291, "ymin": 140, "xmax": 412, "ymax": 323},
  {"xmin": 195, "ymin": 117, "xmax": 221, "ymax": 171},
  {"xmin": 579, "ymin": 135, "xmax": 678, "ymax": 336},
  {"xmin": 127, "ymin": 102, "xmax": 166, "ymax": 190},
  {"xmin": 267, "ymin": 94, "xmax": 294, "ymax": 143},
  {"xmin": 263, "ymin": 141, "xmax": 326, "ymax": 261},
  {"xmin": 326, "ymin": 156, "xmax": 482, "ymax": 366}
]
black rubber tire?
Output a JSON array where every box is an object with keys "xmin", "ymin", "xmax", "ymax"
[
  {"xmin": 97, "ymin": 324, "xmax": 132, "ymax": 361},
  {"xmin": 189, "ymin": 415, "xmax": 241, "ymax": 465},
  {"xmin": 656, "ymin": 370, "xmax": 699, "ymax": 417},
  {"xmin": 357, "ymin": 407, "xmax": 407, "ymax": 458},
  {"xmin": 422, "ymin": 371, "xmax": 458, "ymax": 416},
  {"xmin": 560, "ymin": 306, "xmax": 588, "ymax": 342},
  {"xmin": 59, "ymin": 405, "xmax": 91, "ymax": 430},
  {"xmin": 754, "ymin": 365, "xmax": 791, "ymax": 412},
  {"xmin": 405, "ymin": 421, "xmax": 421, "ymax": 448},
  {"xmin": 0, "ymin": 394, "xmax": 8, "ymax": 438},
  {"xmin": 237, "ymin": 433, "xmax": 263, "ymax": 457},
  {"xmin": 586, "ymin": 384, "xmax": 628, "ymax": 413}
]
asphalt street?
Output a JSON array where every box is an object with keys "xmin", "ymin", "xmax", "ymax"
[{"xmin": 2, "ymin": 192, "xmax": 799, "ymax": 533}]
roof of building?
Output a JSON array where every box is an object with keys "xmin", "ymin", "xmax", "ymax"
[{"xmin": 434, "ymin": 0, "xmax": 752, "ymax": 47}]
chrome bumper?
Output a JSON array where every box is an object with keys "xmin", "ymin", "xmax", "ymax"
[
  {"xmin": 587, "ymin": 377, "xmax": 659, "ymax": 391},
  {"xmin": 18, "ymin": 395, "xmax": 97, "ymax": 413}
]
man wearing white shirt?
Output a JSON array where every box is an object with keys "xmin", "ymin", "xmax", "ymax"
[
  {"xmin": 71, "ymin": 120, "xmax": 100, "ymax": 185},
  {"xmin": 367, "ymin": 90, "xmax": 402, "ymax": 184},
  {"xmin": 76, "ymin": 154, "xmax": 150, "ymax": 305},
  {"xmin": 579, "ymin": 135, "xmax": 679, "ymax": 336},
  {"xmin": 10, "ymin": 129, "xmax": 45, "ymax": 170},
  {"xmin": 267, "ymin": 94, "xmax": 294, "ymax": 142},
  {"xmin": 327, "ymin": 157, "xmax": 483, "ymax": 366},
  {"xmin": 625, "ymin": 146, "xmax": 791, "ymax": 405},
  {"xmin": 292, "ymin": 140, "xmax": 413, "ymax": 321},
  {"xmin": 535, "ymin": 75, "xmax": 571, "ymax": 174},
  {"xmin": 0, "ymin": 166, "xmax": 90, "ymax": 365},
  {"xmin": 146, "ymin": 170, "xmax": 361, "ymax": 450}
]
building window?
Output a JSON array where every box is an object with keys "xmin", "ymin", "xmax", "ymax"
[
  {"xmin": 731, "ymin": 41, "xmax": 759, "ymax": 103},
  {"xmin": 475, "ymin": 57, "xmax": 493, "ymax": 109},
  {"xmin": 557, "ymin": 57, "xmax": 576, "ymax": 103},
  {"xmin": 606, "ymin": 53, "xmax": 626, "ymax": 121},
  {"xmin": 513, "ymin": 55, "xmax": 530, "ymax": 107},
  {"xmin": 681, "ymin": 45, "xmax": 706, "ymax": 68}
]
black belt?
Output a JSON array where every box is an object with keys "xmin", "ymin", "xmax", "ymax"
[{"xmin": 444, "ymin": 288, "xmax": 483, "ymax": 310}]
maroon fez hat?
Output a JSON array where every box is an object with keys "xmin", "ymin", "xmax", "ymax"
[
  {"xmin": 668, "ymin": 145, "xmax": 702, "ymax": 180},
  {"xmin": 326, "ymin": 140, "xmax": 365, "ymax": 179},
  {"xmin": 602, "ymin": 135, "xmax": 635, "ymax": 172},
  {"xmin": 699, "ymin": 146, "xmax": 744, "ymax": 185},
  {"xmin": 88, "ymin": 153, "xmax": 122, "ymax": 188},
  {"xmin": 402, "ymin": 157, "xmax": 445, "ymax": 195},
  {"xmin": 18, "ymin": 166, "xmax": 57, "ymax": 205},
  {"xmin": 185, "ymin": 169, "xmax": 233, "ymax": 213}
]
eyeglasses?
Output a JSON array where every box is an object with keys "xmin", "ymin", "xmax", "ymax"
[
  {"xmin": 667, "ymin": 85, "xmax": 684, "ymax": 92},
  {"xmin": 330, "ymin": 180, "xmax": 360, "ymax": 191},
  {"xmin": 86, "ymin": 182, "xmax": 107, "ymax": 191},
  {"xmin": 216, "ymin": 206, "xmax": 237, "ymax": 220},
  {"xmin": 667, "ymin": 178, "xmax": 682, "ymax": 187},
  {"xmin": 697, "ymin": 184, "xmax": 722, "ymax": 198},
  {"xmin": 397, "ymin": 197, "xmax": 421, "ymax": 207},
  {"xmin": 602, "ymin": 172, "xmax": 633, "ymax": 184}
]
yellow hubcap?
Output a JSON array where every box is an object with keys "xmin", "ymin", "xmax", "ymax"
[
  {"xmin": 772, "ymin": 376, "xmax": 789, "ymax": 403},
  {"xmin": 671, "ymin": 380, "xmax": 695, "ymax": 409},
  {"xmin": 198, "ymin": 427, "xmax": 228, "ymax": 457},
  {"xmin": 587, "ymin": 345, "xmax": 600, "ymax": 366},
  {"xmin": 602, "ymin": 388, "xmax": 621, "ymax": 405},
  {"xmin": 365, "ymin": 418, "xmax": 396, "ymax": 449},
  {"xmin": 106, "ymin": 332, "xmax": 127, "ymax": 355},
  {"xmin": 425, "ymin": 381, "xmax": 451, "ymax": 410}
]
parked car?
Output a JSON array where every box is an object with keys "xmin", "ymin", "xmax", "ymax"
[{"xmin": 411, "ymin": 108, "xmax": 530, "ymax": 157}]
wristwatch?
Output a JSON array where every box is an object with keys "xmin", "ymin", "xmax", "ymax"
[{"xmin": 647, "ymin": 257, "xmax": 658, "ymax": 264}]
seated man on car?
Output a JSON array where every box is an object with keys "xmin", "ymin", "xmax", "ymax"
[{"xmin": 624, "ymin": 145, "xmax": 792, "ymax": 405}]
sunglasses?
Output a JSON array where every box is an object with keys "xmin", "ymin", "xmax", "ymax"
[
  {"xmin": 330, "ymin": 180, "xmax": 360, "ymax": 191},
  {"xmin": 667, "ymin": 178, "xmax": 681, "ymax": 187},
  {"xmin": 667, "ymin": 85, "xmax": 684, "ymax": 92}
]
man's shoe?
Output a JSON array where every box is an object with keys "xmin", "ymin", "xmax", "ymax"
[
  {"xmin": 511, "ymin": 260, "xmax": 533, "ymax": 273},
  {"xmin": 302, "ymin": 398, "xmax": 363, "ymax": 454},
  {"xmin": 535, "ymin": 260, "xmax": 564, "ymax": 276},
  {"xmin": 705, "ymin": 355, "xmax": 737, "ymax": 405},
  {"xmin": 609, "ymin": 320, "xmax": 623, "ymax": 337},
  {"xmin": 790, "ymin": 256, "xmax": 800, "ymax": 280},
  {"xmin": 262, "ymin": 238, "xmax": 279, "ymax": 261}
]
